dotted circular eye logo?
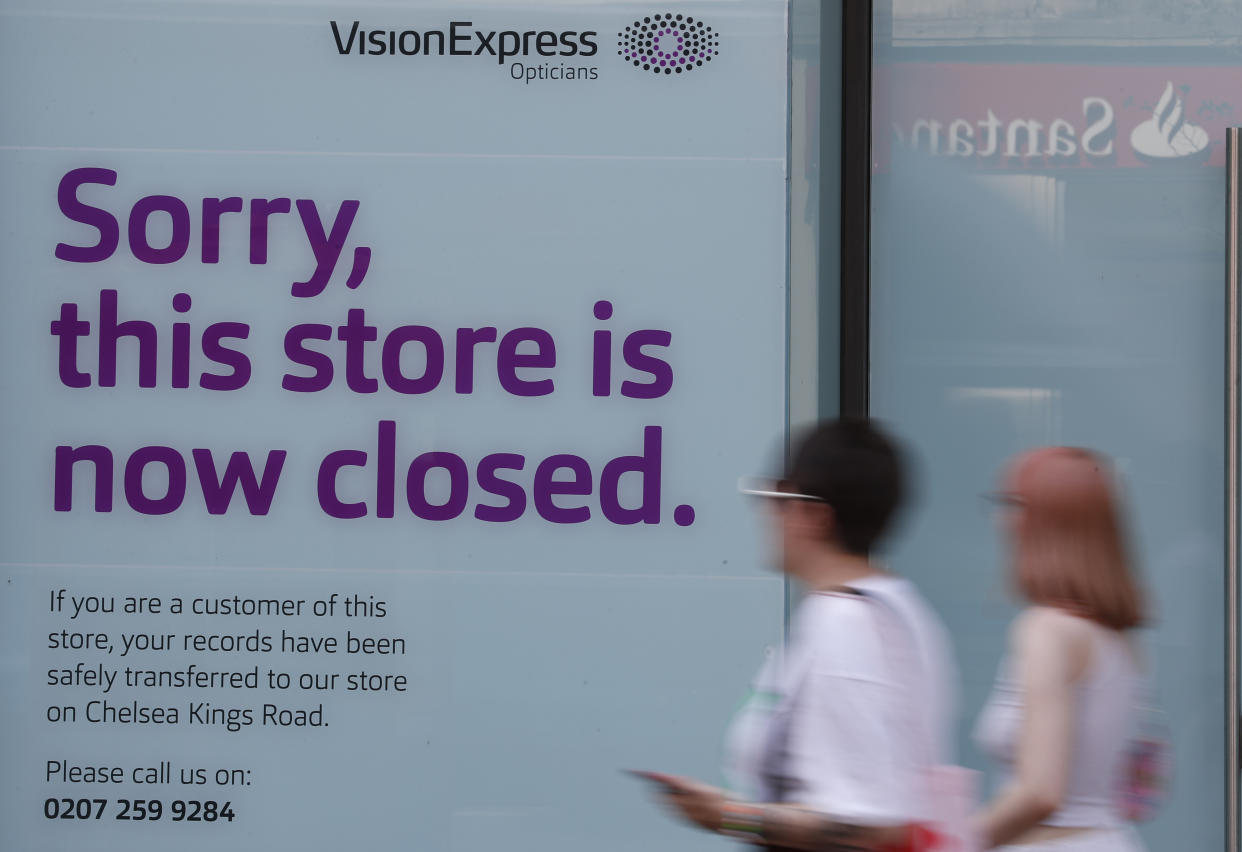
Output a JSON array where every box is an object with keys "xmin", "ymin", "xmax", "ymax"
[{"xmin": 617, "ymin": 13, "xmax": 719, "ymax": 75}]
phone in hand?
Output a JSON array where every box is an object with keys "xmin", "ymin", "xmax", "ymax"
[{"xmin": 623, "ymin": 769, "xmax": 680, "ymax": 792}]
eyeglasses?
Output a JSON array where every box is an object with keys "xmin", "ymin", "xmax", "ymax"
[
  {"xmin": 981, "ymin": 492, "xmax": 1026, "ymax": 511},
  {"xmin": 737, "ymin": 477, "xmax": 826, "ymax": 503}
]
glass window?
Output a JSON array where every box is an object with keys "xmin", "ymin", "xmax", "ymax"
[{"xmin": 871, "ymin": 2, "xmax": 1242, "ymax": 847}]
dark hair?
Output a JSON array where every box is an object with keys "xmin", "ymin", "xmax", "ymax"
[{"xmin": 784, "ymin": 417, "xmax": 906, "ymax": 556}]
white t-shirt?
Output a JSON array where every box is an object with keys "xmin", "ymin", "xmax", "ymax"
[{"xmin": 724, "ymin": 574, "xmax": 957, "ymax": 823}]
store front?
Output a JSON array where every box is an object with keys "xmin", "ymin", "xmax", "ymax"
[{"xmin": 1, "ymin": 1, "xmax": 1237, "ymax": 850}]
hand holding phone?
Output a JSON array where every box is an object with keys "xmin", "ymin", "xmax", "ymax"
[{"xmin": 623, "ymin": 769, "xmax": 681, "ymax": 793}]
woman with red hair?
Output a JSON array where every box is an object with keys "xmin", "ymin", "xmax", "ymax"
[{"xmin": 973, "ymin": 447, "xmax": 1150, "ymax": 851}]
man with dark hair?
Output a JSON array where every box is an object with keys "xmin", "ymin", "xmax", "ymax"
[
  {"xmin": 642, "ymin": 418, "xmax": 962, "ymax": 851},
  {"xmin": 781, "ymin": 417, "xmax": 907, "ymax": 556}
]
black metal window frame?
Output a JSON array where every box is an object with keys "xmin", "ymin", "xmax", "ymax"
[{"xmin": 838, "ymin": 0, "xmax": 871, "ymax": 417}]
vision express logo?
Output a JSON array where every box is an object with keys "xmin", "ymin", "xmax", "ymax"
[
  {"xmin": 329, "ymin": 13, "xmax": 720, "ymax": 79},
  {"xmin": 330, "ymin": 20, "xmax": 599, "ymax": 62},
  {"xmin": 618, "ymin": 13, "xmax": 719, "ymax": 75}
]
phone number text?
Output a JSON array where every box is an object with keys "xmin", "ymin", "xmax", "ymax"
[{"xmin": 44, "ymin": 798, "xmax": 235, "ymax": 822}]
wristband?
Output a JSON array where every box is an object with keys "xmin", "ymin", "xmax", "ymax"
[{"xmin": 718, "ymin": 801, "xmax": 765, "ymax": 842}]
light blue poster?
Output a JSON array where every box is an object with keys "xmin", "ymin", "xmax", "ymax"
[{"xmin": 0, "ymin": 2, "xmax": 789, "ymax": 850}]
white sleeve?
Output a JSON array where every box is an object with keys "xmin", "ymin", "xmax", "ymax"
[{"xmin": 780, "ymin": 599, "xmax": 922, "ymax": 822}]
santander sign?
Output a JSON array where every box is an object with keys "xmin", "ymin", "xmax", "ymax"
[
  {"xmin": 891, "ymin": 96, "xmax": 1116, "ymax": 159},
  {"xmin": 873, "ymin": 65, "xmax": 1232, "ymax": 169}
]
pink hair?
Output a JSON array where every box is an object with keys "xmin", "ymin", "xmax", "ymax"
[{"xmin": 1005, "ymin": 447, "xmax": 1145, "ymax": 630}]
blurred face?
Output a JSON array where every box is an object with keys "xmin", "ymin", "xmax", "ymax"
[
  {"xmin": 994, "ymin": 447, "xmax": 1072, "ymax": 539},
  {"xmin": 993, "ymin": 467, "xmax": 1031, "ymax": 540},
  {"xmin": 761, "ymin": 480, "xmax": 830, "ymax": 578}
]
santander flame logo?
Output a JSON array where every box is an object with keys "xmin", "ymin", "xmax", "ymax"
[{"xmin": 1130, "ymin": 81, "xmax": 1210, "ymax": 162}]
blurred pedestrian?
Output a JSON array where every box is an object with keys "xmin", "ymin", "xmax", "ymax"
[
  {"xmin": 973, "ymin": 447, "xmax": 1152, "ymax": 851},
  {"xmin": 635, "ymin": 418, "xmax": 960, "ymax": 851}
]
